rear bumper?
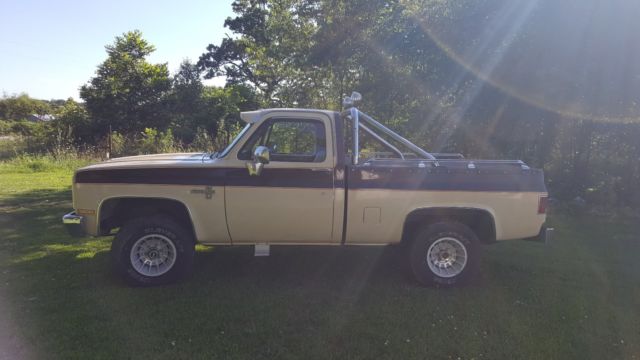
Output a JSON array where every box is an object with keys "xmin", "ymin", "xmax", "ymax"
[
  {"xmin": 62, "ymin": 211, "xmax": 86, "ymax": 237},
  {"xmin": 525, "ymin": 225, "xmax": 553, "ymax": 244}
]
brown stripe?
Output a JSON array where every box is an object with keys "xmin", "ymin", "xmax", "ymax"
[
  {"xmin": 75, "ymin": 167, "xmax": 334, "ymax": 188},
  {"xmin": 75, "ymin": 164, "xmax": 546, "ymax": 192}
]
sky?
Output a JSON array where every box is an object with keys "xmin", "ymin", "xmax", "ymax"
[{"xmin": 0, "ymin": 0, "xmax": 233, "ymax": 100}]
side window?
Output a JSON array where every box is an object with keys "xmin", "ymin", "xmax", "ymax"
[{"xmin": 238, "ymin": 118, "xmax": 327, "ymax": 162}]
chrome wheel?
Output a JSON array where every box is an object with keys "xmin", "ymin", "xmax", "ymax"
[
  {"xmin": 129, "ymin": 234, "xmax": 177, "ymax": 277},
  {"xmin": 426, "ymin": 237, "xmax": 468, "ymax": 278}
]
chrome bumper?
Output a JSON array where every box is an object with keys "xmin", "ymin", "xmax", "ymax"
[{"xmin": 62, "ymin": 211, "xmax": 86, "ymax": 237}]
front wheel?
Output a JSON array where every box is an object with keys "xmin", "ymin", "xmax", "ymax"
[
  {"xmin": 409, "ymin": 222, "xmax": 480, "ymax": 287},
  {"xmin": 111, "ymin": 215, "xmax": 195, "ymax": 286}
]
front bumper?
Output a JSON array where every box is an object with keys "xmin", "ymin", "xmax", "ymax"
[{"xmin": 62, "ymin": 211, "xmax": 86, "ymax": 237}]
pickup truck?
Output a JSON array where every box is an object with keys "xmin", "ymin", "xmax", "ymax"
[{"xmin": 63, "ymin": 92, "xmax": 552, "ymax": 287}]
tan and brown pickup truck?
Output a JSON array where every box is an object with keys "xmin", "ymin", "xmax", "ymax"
[{"xmin": 63, "ymin": 92, "xmax": 552, "ymax": 287}]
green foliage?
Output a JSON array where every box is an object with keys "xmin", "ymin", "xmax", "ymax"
[
  {"xmin": 0, "ymin": 93, "xmax": 53, "ymax": 121},
  {"xmin": 6, "ymin": 120, "xmax": 41, "ymax": 136},
  {"xmin": 211, "ymin": 118, "xmax": 245, "ymax": 151},
  {"xmin": 169, "ymin": 81, "xmax": 259, "ymax": 143},
  {"xmin": 0, "ymin": 136, "xmax": 23, "ymax": 159},
  {"xmin": 107, "ymin": 131, "xmax": 127, "ymax": 157},
  {"xmin": 191, "ymin": 127, "xmax": 215, "ymax": 152},
  {"xmin": 52, "ymin": 98, "xmax": 91, "ymax": 144},
  {"xmin": 137, "ymin": 128, "xmax": 180, "ymax": 154},
  {"xmin": 0, "ymin": 120, "xmax": 12, "ymax": 135},
  {"xmin": 5, "ymin": 121, "xmax": 52, "ymax": 152},
  {"xmin": 199, "ymin": 0, "xmax": 319, "ymax": 106},
  {"xmin": 80, "ymin": 30, "xmax": 172, "ymax": 138}
]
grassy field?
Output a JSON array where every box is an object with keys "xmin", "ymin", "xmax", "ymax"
[{"xmin": 1, "ymin": 159, "xmax": 639, "ymax": 359}]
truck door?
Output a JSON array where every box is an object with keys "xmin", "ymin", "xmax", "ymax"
[{"xmin": 225, "ymin": 113, "xmax": 337, "ymax": 244}]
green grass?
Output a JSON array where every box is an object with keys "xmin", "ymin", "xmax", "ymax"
[{"xmin": 1, "ymin": 158, "xmax": 639, "ymax": 359}]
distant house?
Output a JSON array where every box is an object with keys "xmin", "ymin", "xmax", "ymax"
[{"xmin": 27, "ymin": 114, "xmax": 55, "ymax": 122}]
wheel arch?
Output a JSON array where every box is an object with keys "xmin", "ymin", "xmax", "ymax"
[
  {"xmin": 401, "ymin": 207, "xmax": 498, "ymax": 245},
  {"xmin": 97, "ymin": 196, "xmax": 197, "ymax": 241}
]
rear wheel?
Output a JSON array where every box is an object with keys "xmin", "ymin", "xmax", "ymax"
[
  {"xmin": 111, "ymin": 215, "xmax": 195, "ymax": 286},
  {"xmin": 409, "ymin": 222, "xmax": 479, "ymax": 287}
]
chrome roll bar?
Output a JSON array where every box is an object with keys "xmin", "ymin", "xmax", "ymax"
[
  {"xmin": 350, "ymin": 107, "xmax": 360, "ymax": 165},
  {"xmin": 359, "ymin": 123, "xmax": 405, "ymax": 160},
  {"xmin": 357, "ymin": 111, "xmax": 436, "ymax": 161},
  {"xmin": 342, "ymin": 92, "xmax": 436, "ymax": 164}
]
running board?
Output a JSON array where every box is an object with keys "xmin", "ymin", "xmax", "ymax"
[{"xmin": 254, "ymin": 244, "xmax": 270, "ymax": 256}]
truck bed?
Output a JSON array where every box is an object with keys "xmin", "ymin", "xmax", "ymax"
[{"xmin": 349, "ymin": 159, "xmax": 546, "ymax": 192}]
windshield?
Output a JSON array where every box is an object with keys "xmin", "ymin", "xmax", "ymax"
[{"xmin": 217, "ymin": 123, "xmax": 252, "ymax": 158}]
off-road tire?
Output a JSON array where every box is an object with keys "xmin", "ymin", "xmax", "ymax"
[
  {"xmin": 111, "ymin": 215, "xmax": 195, "ymax": 286},
  {"xmin": 409, "ymin": 221, "xmax": 480, "ymax": 287}
]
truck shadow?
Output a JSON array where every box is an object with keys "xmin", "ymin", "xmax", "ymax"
[
  {"xmin": 191, "ymin": 244, "xmax": 414, "ymax": 288},
  {"xmin": 0, "ymin": 188, "xmax": 71, "ymax": 212}
]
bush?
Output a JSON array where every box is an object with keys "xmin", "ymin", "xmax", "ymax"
[
  {"xmin": 109, "ymin": 131, "xmax": 126, "ymax": 157},
  {"xmin": 190, "ymin": 127, "xmax": 215, "ymax": 152},
  {"xmin": 0, "ymin": 135, "xmax": 27, "ymax": 159},
  {"xmin": 212, "ymin": 120, "xmax": 243, "ymax": 151},
  {"xmin": 138, "ymin": 128, "xmax": 181, "ymax": 154},
  {"xmin": 8, "ymin": 120, "xmax": 41, "ymax": 136},
  {"xmin": 0, "ymin": 120, "xmax": 12, "ymax": 135}
]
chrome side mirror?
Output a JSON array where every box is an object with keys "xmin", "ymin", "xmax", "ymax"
[
  {"xmin": 254, "ymin": 146, "xmax": 270, "ymax": 164},
  {"xmin": 246, "ymin": 146, "xmax": 270, "ymax": 176}
]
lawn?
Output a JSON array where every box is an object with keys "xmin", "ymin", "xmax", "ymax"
[{"xmin": 1, "ymin": 159, "xmax": 639, "ymax": 359}]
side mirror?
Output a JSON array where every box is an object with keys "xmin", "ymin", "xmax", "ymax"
[
  {"xmin": 246, "ymin": 146, "xmax": 270, "ymax": 176},
  {"xmin": 254, "ymin": 146, "xmax": 270, "ymax": 164}
]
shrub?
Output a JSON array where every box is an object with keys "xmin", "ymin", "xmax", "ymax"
[
  {"xmin": 138, "ymin": 128, "xmax": 181, "ymax": 154},
  {"xmin": 9, "ymin": 120, "xmax": 41, "ymax": 136},
  {"xmin": 190, "ymin": 127, "xmax": 215, "ymax": 152},
  {"xmin": 0, "ymin": 120, "xmax": 12, "ymax": 135},
  {"xmin": 109, "ymin": 131, "xmax": 126, "ymax": 157},
  {"xmin": 0, "ymin": 135, "xmax": 27, "ymax": 159},
  {"xmin": 212, "ymin": 120, "xmax": 243, "ymax": 150}
]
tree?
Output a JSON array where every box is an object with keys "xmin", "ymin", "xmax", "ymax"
[
  {"xmin": 53, "ymin": 98, "xmax": 91, "ymax": 144},
  {"xmin": 169, "ymin": 60, "xmax": 205, "ymax": 132},
  {"xmin": 169, "ymin": 82, "xmax": 259, "ymax": 143},
  {"xmin": 198, "ymin": 0, "xmax": 319, "ymax": 106},
  {"xmin": 166, "ymin": 59, "xmax": 259, "ymax": 142},
  {"xmin": 80, "ymin": 30, "xmax": 172, "ymax": 138}
]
